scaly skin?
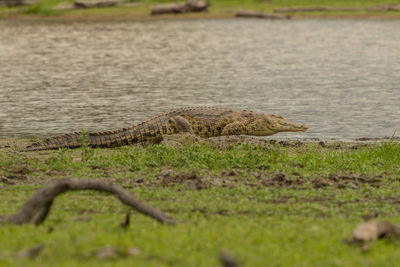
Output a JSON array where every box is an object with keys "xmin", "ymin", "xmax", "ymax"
[{"xmin": 24, "ymin": 107, "xmax": 308, "ymax": 151}]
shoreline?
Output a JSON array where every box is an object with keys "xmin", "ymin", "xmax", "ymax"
[{"xmin": 1, "ymin": 136, "xmax": 398, "ymax": 150}]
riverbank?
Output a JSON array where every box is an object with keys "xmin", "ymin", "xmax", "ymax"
[
  {"xmin": 0, "ymin": 138, "xmax": 399, "ymax": 265},
  {"xmin": 1, "ymin": 0, "xmax": 400, "ymax": 20}
]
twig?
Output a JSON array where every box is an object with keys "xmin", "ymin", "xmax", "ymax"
[{"xmin": 2, "ymin": 178, "xmax": 175, "ymax": 225}]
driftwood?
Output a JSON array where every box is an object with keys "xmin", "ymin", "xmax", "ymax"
[
  {"xmin": 1, "ymin": 178, "xmax": 175, "ymax": 225},
  {"xmin": 2, "ymin": 0, "xmax": 36, "ymax": 6},
  {"xmin": 275, "ymin": 4, "xmax": 400, "ymax": 13},
  {"xmin": 74, "ymin": 0, "xmax": 123, "ymax": 9},
  {"xmin": 374, "ymin": 3, "xmax": 400, "ymax": 11},
  {"xmin": 236, "ymin": 10, "xmax": 289, "ymax": 19},
  {"xmin": 151, "ymin": 0, "xmax": 210, "ymax": 15},
  {"xmin": 275, "ymin": 7, "xmax": 332, "ymax": 12}
]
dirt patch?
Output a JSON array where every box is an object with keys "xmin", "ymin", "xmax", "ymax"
[
  {"xmin": 277, "ymin": 140, "xmax": 304, "ymax": 147},
  {"xmin": 252, "ymin": 172, "xmax": 305, "ymax": 188},
  {"xmin": 185, "ymin": 179, "xmax": 208, "ymax": 190},
  {"xmin": 45, "ymin": 169, "xmax": 67, "ymax": 176},
  {"xmin": 160, "ymin": 172, "xmax": 198, "ymax": 186},
  {"xmin": 221, "ymin": 169, "xmax": 240, "ymax": 177},
  {"xmin": 8, "ymin": 163, "xmax": 36, "ymax": 175},
  {"xmin": 311, "ymin": 177, "xmax": 334, "ymax": 188},
  {"xmin": 1, "ymin": 174, "xmax": 27, "ymax": 184},
  {"xmin": 157, "ymin": 171, "xmax": 209, "ymax": 190},
  {"xmin": 312, "ymin": 173, "xmax": 383, "ymax": 189},
  {"xmin": 0, "ymin": 163, "xmax": 41, "ymax": 185}
]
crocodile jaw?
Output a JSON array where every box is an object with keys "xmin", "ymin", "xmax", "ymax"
[
  {"xmin": 273, "ymin": 122, "xmax": 308, "ymax": 133},
  {"xmin": 264, "ymin": 114, "xmax": 308, "ymax": 135}
]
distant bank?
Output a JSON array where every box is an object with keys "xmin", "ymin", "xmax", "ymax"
[{"xmin": 1, "ymin": 0, "xmax": 400, "ymax": 20}]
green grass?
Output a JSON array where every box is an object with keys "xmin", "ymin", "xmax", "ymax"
[
  {"xmin": 1, "ymin": 0, "xmax": 400, "ymax": 19},
  {"xmin": 0, "ymin": 139, "xmax": 399, "ymax": 266}
]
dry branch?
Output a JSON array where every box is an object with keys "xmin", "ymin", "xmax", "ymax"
[
  {"xmin": 236, "ymin": 10, "xmax": 288, "ymax": 19},
  {"xmin": 275, "ymin": 4, "xmax": 400, "ymax": 13},
  {"xmin": 150, "ymin": 0, "xmax": 210, "ymax": 15},
  {"xmin": 275, "ymin": 7, "xmax": 331, "ymax": 12},
  {"xmin": 2, "ymin": 178, "xmax": 175, "ymax": 225},
  {"xmin": 74, "ymin": 0, "xmax": 122, "ymax": 8},
  {"xmin": 373, "ymin": 4, "xmax": 400, "ymax": 11}
]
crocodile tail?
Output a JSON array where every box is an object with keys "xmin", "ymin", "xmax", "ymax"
[
  {"xmin": 88, "ymin": 126, "xmax": 150, "ymax": 148},
  {"xmin": 24, "ymin": 118, "xmax": 164, "ymax": 151},
  {"xmin": 24, "ymin": 127, "xmax": 141, "ymax": 151},
  {"xmin": 24, "ymin": 132, "xmax": 82, "ymax": 151}
]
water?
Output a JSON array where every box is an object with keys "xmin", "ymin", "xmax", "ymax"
[{"xmin": 0, "ymin": 19, "xmax": 399, "ymax": 139}]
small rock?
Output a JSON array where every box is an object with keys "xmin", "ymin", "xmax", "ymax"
[
  {"xmin": 349, "ymin": 221, "xmax": 400, "ymax": 251},
  {"xmin": 134, "ymin": 178, "xmax": 144, "ymax": 183},
  {"xmin": 13, "ymin": 244, "xmax": 44, "ymax": 259},
  {"xmin": 127, "ymin": 247, "xmax": 141, "ymax": 256},
  {"xmin": 95, "ymin": 247, "xmax": 119, "ymax": 260},
  {"xmin": 52, "ymin": 2, "xmax": 74, "ymax": 10},
  {"xmin": 352, "ymin": 221, "xmax": 379, "ymax": 243}
]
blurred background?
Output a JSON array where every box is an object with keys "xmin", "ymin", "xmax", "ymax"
[{"xmin": 0, "ymin": 0, "xmax": 399, "ymax": 139}]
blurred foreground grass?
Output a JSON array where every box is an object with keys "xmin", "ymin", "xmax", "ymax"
[{"xmin": 0, "ymin": 139, "xmax": 399, "ymax": 266}]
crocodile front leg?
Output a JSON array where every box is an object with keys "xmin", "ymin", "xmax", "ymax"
[
  {"xmin": 135, "ymin": 115, "xmax": 196, "ymax": 147},
  {"xmin": 167, "ymin": 116, "xmax": 194, "ymax": 134},
  {"xmin": 220, "ymin": 119, "xmax": 250, "ymax": 136}
]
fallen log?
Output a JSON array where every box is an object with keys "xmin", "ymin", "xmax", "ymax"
[
  {"xmin": 3, "ymin": 0, "xmax": 37, "ymax": 6},
  {"xmin": 275, "ymin": 5, "xmax": 400, "ymax": 13},
  {"xmin": 372, "ymin": 3, "xmax": 400, "ymax": 11},
  {"xmin": 1, "ymin": 178, "xmax": 175, "ymax": 225},
  {"xmin": 150, "ymin": 0, "xmax": 210, "ymax": 15},
  {"xmin": 186, "ymin": 0, "xmax": 210, "ymax": 12},
  {"xmin": 274, "ymin": 7, "xmax": 328, "ymax": 13},
  {"xmin": 274, "ymin": 7, "xmax": 367, "ymax": 12},
  {"xmin": 236, "ymin": 10, "xmax": 289, "ymax": 19},
  {"xmin": 74, "ymin": 0, "xmax": 123, "ymax": 9},
  {"xmin": 151, "ymin": 2, "xmax": 187, "ymax": 14}
]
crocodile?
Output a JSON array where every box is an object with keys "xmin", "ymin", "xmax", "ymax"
[{"xmin": 24, "ymin": 107, "xmax": 308, "ymax": 151}]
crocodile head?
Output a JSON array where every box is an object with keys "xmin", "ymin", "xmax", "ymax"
[{"xmin": 247, "ymin": 114, "xmax": 309, "ymax": 136}]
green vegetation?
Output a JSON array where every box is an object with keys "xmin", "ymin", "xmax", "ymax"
[
  {"xmin": 1, "ymin": 0, "xmax": 400, "ymax": 19},
  {"xmin": 0, "ymin": 139, "xmax": 399, "ymax": 266}
]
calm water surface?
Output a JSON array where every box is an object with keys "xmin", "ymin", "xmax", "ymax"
[{"xmin": 0, "ymin": 19, "xmax": 399, "ymax": 139}]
